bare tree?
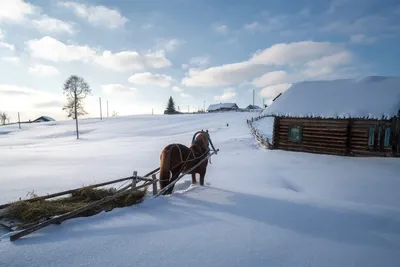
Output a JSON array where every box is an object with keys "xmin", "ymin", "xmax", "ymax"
[
  {"xmin": 62, "ymin": 75, "xmax": 91, "ymax": 139},
  {"xmin": 0, "ymin": 111, "xmax": 10, "ymax": 125}
]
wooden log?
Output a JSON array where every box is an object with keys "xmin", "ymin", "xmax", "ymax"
[
  {"xmin": 302, "ymin": 133, "xmax": 347, "ymax": 140},
  {"xmin": 278, "ymin": 142, "xmax": 346, "ymax": 152},
  {"xmin": 152, "ymin": 174, "xmax": 158, "ymax": 196},
  {"xmin": 132, "ymin": 171, "xmax": 137, "ymax": 193},
  {"xmin": 276, "ymin": 145, "xmax": 345, "ymax": 156},
  {"xmin": 9, "ymin": 181, "xmax": 153, "ymax": 241}
]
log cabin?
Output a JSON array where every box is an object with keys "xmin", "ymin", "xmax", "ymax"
[{"xmin": 262, "ymin": 76, "xmax": 400, "ymax": 157}]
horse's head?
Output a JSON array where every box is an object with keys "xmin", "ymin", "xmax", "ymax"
[{"xmin": 191, "ymin": 129, "xmax": 210, "ymax": 153}]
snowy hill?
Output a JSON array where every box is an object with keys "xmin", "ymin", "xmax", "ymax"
[{"xmin": 1, "ymin": 112, "xmax": 400, "ymax": 267}]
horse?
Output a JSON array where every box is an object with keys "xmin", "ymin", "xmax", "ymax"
[{"xmin": 158, "ymin": 130, "xmax": 212, "ymax": 195}]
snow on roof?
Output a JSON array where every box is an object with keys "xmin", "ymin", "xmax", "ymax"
[
  {"xmin": 262, "ymin": 76, "xmax": 400, "ymax": 119},
  {"xmin": 207, "ymin": 103, "xmax": 238, "ymax": 111}
]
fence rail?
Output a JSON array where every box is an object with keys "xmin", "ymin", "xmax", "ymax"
[{"xmin": 246, "ymin": 115, "xmax": 274, "ymax": 149}]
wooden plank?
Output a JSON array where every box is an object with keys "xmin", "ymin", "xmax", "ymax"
[{"xmin": 9, "ymin": 181, "xmax": 153, "ymax": 241}]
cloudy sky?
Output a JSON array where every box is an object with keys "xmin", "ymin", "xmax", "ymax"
[{"xmin": 0, "ymin": 0, "xmax": 399, "ymax": 121}]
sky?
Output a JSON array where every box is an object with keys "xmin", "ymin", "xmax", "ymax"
[{"xmin": 0, "ymin": 0, "xmax": 399, "ymax": 121}]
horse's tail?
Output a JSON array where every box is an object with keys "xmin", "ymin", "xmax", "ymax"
[{"xmin": 159, "ymin": 146, "xmax": 172, "ymax": 189}]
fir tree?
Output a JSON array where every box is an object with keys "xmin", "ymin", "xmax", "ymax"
[{"xmin": 165, "ymin": 96, "xmax": 176, "ymax": 114}]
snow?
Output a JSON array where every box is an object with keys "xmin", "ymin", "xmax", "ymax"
[
  {"xmin": 1, "ymin": 112, "xmax": 400, "ymax": 267},
  {"xmin": 207, "ymin": 103, "xmax": 238, "ymax": 111},
  {"xmin": 252, "ymin": 116, "xmax": 275, "ymax": 142},
  {"xmin": 262, "ymin": 76, "xmax": 400, "ymax": 119}
]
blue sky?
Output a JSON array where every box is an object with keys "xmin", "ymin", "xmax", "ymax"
[{"xmin": 0, "ymin": 0, "xmax": 399, "ymax": 121}]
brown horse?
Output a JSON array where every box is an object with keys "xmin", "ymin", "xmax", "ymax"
[{"xmin": 159, "ymin": 130, "xmax": 211, "ymax": 195}]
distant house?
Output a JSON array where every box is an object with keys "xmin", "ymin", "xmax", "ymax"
[
  {"xmin": 207, "ymin": 103, "xmax": 239, "ymax": 113},
  {"xmin": 245, "ymin": 105, "xmax": 263, "ymax": 111},
  {"xmin": 262, "ymin": 76, "xmax": 400, "ymax": 157},
  {"xmin": 32, "ymin": 116, "xmax": 55, "ymax": 123}
]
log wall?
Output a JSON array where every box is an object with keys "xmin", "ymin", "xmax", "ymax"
[{"xmin": 273, "ymin": 117, "xmax": 397, "ymax": 157}]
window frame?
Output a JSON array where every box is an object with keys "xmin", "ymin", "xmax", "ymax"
[{"xmin": 288, "ymin": 125, "xmax": 303, "ymax": 143}]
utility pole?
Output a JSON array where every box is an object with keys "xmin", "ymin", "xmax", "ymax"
[
  {"xmin": 99, "ymin": 97, "xmax": 102, "ymax": 120},
  {"xmin": 188, "ymin": 105, "xmax": 190, "ymax": 113},
  {"xmin": 203, "ymin": 101, "xmax": 206, "ymax": 112},
  {"xmin": 18, "ymin": 112, "xmax": 21, "ymax": 129},
  {"xmin": 107, "ymin": 101, "xmax": 109, "ymax": 117},
  {"xmin": 253, "ymin": 89, "xmax": 255, "ymax": 106}
]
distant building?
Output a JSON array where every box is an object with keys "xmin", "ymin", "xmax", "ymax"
[
  {"xmin": 32, "ymin": 116, "xmax": 55, "ymax": 123},
  {"xmin": 245, "ymin": 105, "xmax": 263, "ymax": 111},
  {"xmin": 207, "ymin": 103, "xmax": 239, "ymax": 113},
  {"xmin": 262, "ymin": 76, "xmax": 400, "ymax": 157}
]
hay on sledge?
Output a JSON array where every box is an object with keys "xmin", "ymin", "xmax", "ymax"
[{"xmin": 1, "ymin": 186, "xmax": 147, "ymax": 224}]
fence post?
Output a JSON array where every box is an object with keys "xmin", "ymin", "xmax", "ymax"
[
  {"xmin": 152, "ymin": 174, "xmax": 158, "ymax": 196},
  {"xmin": 132, "ymin": 171, "xmax": 137, "ymax": 192}
]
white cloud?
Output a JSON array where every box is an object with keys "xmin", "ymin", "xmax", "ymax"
[
  {"xmin": 94, "ymin": 50, "xmax": 171, "ymax": 72},
  {"xmin": 102, "ymin": 84, "xmax": 136, "ymax": 94},
  {"xmin": 26, "ymin": 36, "xmax": 171, "ymax": 71},
  {"xmin": 214, "ymin": 24, "xmax": 228, "ymax": 34},
  {"xmin": 0, "ymin": 29, "xmax": 14, "ymax": 50},
  {"xmin": 2, "ymin": 56, "xmax": 20, "ymax": 64},
  {"xmin": 302, "ymin": 51, "xmax": 352, "ymax": 77},
  {"xmin": 0, "ymin": 42, "xmax": 15, "ymax": 51},
  {"xmin": 28, "ymin": 64, "xmax": 61, "ymax": 77},
  {"xmin": 189, "ymin": 56, "xmax": 210, "ymax": 67},
  {"xmin": 183, "ymin": 41, "xmax": 352, "ymax": 87},
  {"xmin": 181, "ymin": 64, "xmax": 189, "ymax": 70},
  {"xmin": 180, "ymin": 93, "xmax": 191, "ymax": 98},
  {"xmin": 252, "ymin": 71, "xmax": 288, "ymax": 88},
  {"xmin": 349, "ymin": 34, "xmax": 376, "ymax": 44},
  {"xmin": 182, "ymin": 61, "xmax": 266, "ymax": 87},
  {"xmin": 249, "ymin": 41, "xmax": 343, "ymax": 66},
  {"xmin": 58, "ymin": 1, "xmax": 128, "ymax": 29},
  {"xmin": 0, "ymin": 85, "xmax": 64, "ymax": 114},
  {"xmin": 156, "ymin": 38, "xmax": 185, "ymax": 52},
  {"xmin": 172, "ymin": 86, "xmax": 183, "ymax": 93},
  {"xmin": 214, "ymin": 88, "xmax": 236, "ymax": 101},
  {"xmin": 0, "ymin": 0, "xmax": 38, "ymax": 22},
  {"xmin": 128, "ymin": 72, "xmax": 174, "ymax": 87},
  {"xmin": 244, "ymin": 22, "xmax": 260, "ymax": 31},
  {"xmin": 259, "ymin": 83, "xmax": 292, "ymax": 103},
  {"xmin": 32, "ymin": 15, "xmax": 76, "ymax": 34}
]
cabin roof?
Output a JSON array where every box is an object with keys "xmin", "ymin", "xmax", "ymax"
[
  {"xmin": 262, "ymin": 76, "xmax": 400, "ymax": 119},
  {"xmin": 207, "ymin": 103, "xmax": 238, "ymax": 111}
]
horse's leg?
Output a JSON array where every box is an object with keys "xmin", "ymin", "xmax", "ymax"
[
  {"xmin": 165, "ymin": 170, "xmax": 180, "ymax": 195},
  {"xmin": 199, "ymin": 170, "xmax": 206, "ymax": 186},
  {"xmin": 191, "ymin": 173, "xmax": 197, "ymax": 184}
]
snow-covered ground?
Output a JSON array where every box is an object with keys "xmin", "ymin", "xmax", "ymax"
[{"xmin": 1, "ymin": 112, "xmax": 400, "ymax": 267}]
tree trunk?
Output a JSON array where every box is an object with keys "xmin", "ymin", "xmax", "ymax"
[{"xmin": 74, "ymin": 91, "xmax": 79, "ymax": 139}]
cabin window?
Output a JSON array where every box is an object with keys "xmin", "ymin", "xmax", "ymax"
[
  {"xmin": 288, "ymin": 126, "xmax": 302, "ymax": 142},
  {"xmin": 384, "ymin": 128, "xmax": 391, "ymax": 147},
  {"xmin": 368, "ymin": 128, "xmax": 375, "ymax": 146}
]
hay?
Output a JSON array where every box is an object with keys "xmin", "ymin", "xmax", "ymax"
[{"xmin": 1, "ymin": 186, "xmax": 147, "ymax": 224}]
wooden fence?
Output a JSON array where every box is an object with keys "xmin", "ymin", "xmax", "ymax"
[{"xmin": 246, "ymin": 115, "xmax": 273, "ymax": 149}]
